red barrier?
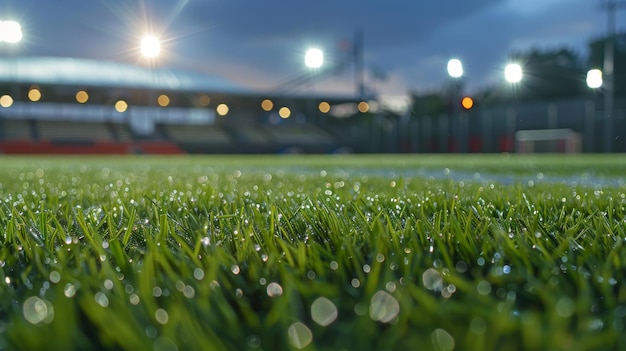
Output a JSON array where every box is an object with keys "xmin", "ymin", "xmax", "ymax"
[{"xmin": 0, "ymin": 141, "xmax": 186, "ymax": 155}]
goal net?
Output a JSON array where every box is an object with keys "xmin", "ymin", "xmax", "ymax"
[{"xmin": 515, "ymin": 129, "xmax": 581, "ymax": 153}]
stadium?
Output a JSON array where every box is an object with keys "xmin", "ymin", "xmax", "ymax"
[{"xmin": 0, "ymin": 56, "xmax": 371, "ymax": 155}]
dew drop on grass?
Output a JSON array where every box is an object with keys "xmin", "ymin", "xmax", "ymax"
[
  {"xmin": 183, "ymin": 286, "xmax": 195, "ymax": 299},
  {"xmin": 470, "ymin": 317, "xmax": 487, "ymax": 334},
  {"xmin": 287, "ymin": 322, "xmax": 313, "ymax": 349},
  {"xmin": 329, "ymin": 261, "xmax": 338, "ymax": 270},
  {"xmin": 130, "ymin": 294, "xmax": 140, "ymax": 305},
  {"xmin": 363, "ymin": 264, "xmax": 371, "ymax": 273},
  {"xmin": 247, "ymin": 335, "xmax": 261, "ymax": 348},
  {"xmin": 64, "ymin": 283, "xmax": 76, "ymax": 298},
  {"xmin": 193, "ymin": 268, "xmax": 205, "ymax": 281},
  {"xmin": 65, "ymin": 236, "xmax": 72, "ymax": 245},
  {"xmin": 23, "ymin": 296, "xmax": 54, "ymax": 325},
  {"xmin": 556, "ymin": 297, "xmax": 575, "ymax": 318},
  {"xmin": 49, "ymin": 271, "xmax": 61, "ymax": 284},
  {"xmin": 369, "ymin": 290, "xmax": 400, "ymax": 323},
  {"xmin": 431, "ymin": 328, "xmax": 454, "ymax": 351},
  {"xmin": 231, "ymin": 265, "xmax": 241, "ymax": 275},
  {"xmin": 422, "ymin": 268, "xmax": 443, "ymax": 291},
  {"xmin": 266, "ymin": 282, "xmax": 283, "ymax": 297},
  {"xmin": 201, "ymin": 237, "xmax": 210, "ymax": 247},
  {"xmin": 311, "ymin": 297, "xmax": 338, "ymax": 327},
  {"xmin": 477, "ymin": 280, "xmax": 492, "ymax": 296},
  {"xmin": 155, "ymin": 308, "xmax": 169, "ymax": 325},
  {"xmin": 351, "ymin": 278, "xmax": 360, "ymax": 288},
  {"xmin": 95, "ymin": 292, "xmax": 109, "ymax": 307},
  {"xmin": 307, "ymin": 271, "xmax": 316, "ymax": 280}
]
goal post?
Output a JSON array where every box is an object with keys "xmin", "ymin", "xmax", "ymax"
[{"xmin": 515, "ymin": 129, "xmax": 581, "ymax": 153}]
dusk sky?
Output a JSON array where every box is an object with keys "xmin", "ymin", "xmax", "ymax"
[{"xmin": 0, "ymin": 0, "xmax": 617, "ymax": 98}]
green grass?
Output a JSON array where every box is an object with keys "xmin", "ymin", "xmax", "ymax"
[{"xmin": 0, "ymin": 154, "xmax": 625, "ymax": 350}]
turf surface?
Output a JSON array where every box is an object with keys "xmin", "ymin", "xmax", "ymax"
[{"xmin": 0, "ymin": 154, "xmax": 625, "ymax": 350}]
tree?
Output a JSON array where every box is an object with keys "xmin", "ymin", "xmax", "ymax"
[
  {"xmin": 508, "ymin": 47, "xmax": 587, "ymax": 101},
  {"xmin": 588, "ymin": 32, "xmax": 626, "ymax": 97}
]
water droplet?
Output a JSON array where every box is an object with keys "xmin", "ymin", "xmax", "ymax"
[
  {"xmin": 329, "ymin": 261, "xmax": 338, "ymax": 270},
  {"xmin": 385, "ymin": 281, "xmax": 397, "ymax": 293},
  {"xmin": 64, "ymin": 283, "xmax": 76, "ymax": 298},
  {"xmin": 183, "ymin": 285, "xmax": 195, "ymax": 299},
  {"xmin": 477, "ymin": 280, "xmax": 491, "ymax": 296},
  {"xmin": 311, "ymin": 297, "xmax": 338, "ymax": 327},
  {"xmin": 430, "ymin": 328, "xmax": 455, "ymax": 351},
  {"xmin": 422, "ymin": 268, "xmax": 443, "ymax": 291},
  {"xmin": 23, "ymin": 296, "xmax": 54, "ymax": 325},
  {"xmin": 193, "ymin": 268, "xmax": 205, "ymax": 280},
  {"xmin": 470, "ymin": 317, "xmax": 487, "ymax": 334},
  {"xmin": 266, "ymin": 282, "xmax": 283, "ymax": 297},
  {"xmin": 556, "ymin": 297, "xmax": 575, "ymax": 318},
  {"xmin": 287, "ymin": 322, "xmax": 313, "ymax": 349},
  {"xmin": 95, "ymin": 292, "xmax": 109, "ymax": 307},
  {"xmin": 65, "ymin": 236, "xmax": 72, "ymax": 245},
  {"xmin": 231, "ymin": 265, "xmax": 241, "ymax": 275},
  {"xmin": 351, "ymin": 278, "xmax": 360, "ymax": 288},
  {"xmin": 247, "ymin": 335, "xmax": 261, "ymax": 348},
  {"xmin": 104, "ymin": 279, "xmax": 113, "ymax": 290},
  {"xmin": 201, "ymin": 237, "xmax": 210, "ymax": 247},
  {"xmin": 155, "ymin": 308, "xmax": 169, "ymax": 324},
  {"xmin": 369, "ymin": 290, "xmax": 399, "ymax": 323},
  {"xmin": 49, "ymin": 271, "xmax": 61, "ymax": 284},
  {"xmin": 130, "ymin": 294, "xmax": 140, "ymax": 305}
]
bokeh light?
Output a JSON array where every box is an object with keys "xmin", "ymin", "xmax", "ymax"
[
  {"xmin": 216, "ymin": 103, "xmax": 229, "ymax": 116},
  {"xmin": 157, "ymin": 94, "xmax": 170, "ymax": 107},
  {"xmin": 461, "ymin": 96, "xmax": 474, "ymax": 110},
  {"xmin": 28, "ymin": 87, "xmax": 42, "ymax": 102},
  {"xmin": 115, "ymin": 100, "xmax": 128, "ymax": 112},
  {"xmin": 261, "ymin": 99, "xmax": 274, "ymax": 111},
  {"xmin": 318, "ymin": 101, "xmax": 330, "ymax": 113},
  {"xmin": 76, "ymin": 90, "xmax": 89, "ymax": 104},
  {"xmin": 358, "ymin": 101, "xmax": 369, "ymax": 113},
  {"xmin": 198, "ymin": 94, "xmax": 211, "ymax": 107},
  {"xmin": 0, "ymin": 95, "xmax": 14, "ymax": 108},
  {"xmin": 279, "ymin": 107, "xmax": 291, "ymax": 119}
]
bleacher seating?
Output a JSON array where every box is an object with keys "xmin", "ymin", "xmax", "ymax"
[
  {"xmin": 162, "ymin": 124, "xmax": 231, "ymax": 144},
  {"xmin": 263, "ymin": 124, "xmax": 334, "ymax": 146},
  {"xmin": 1, "ymin": 119, "xmax": 33, "ymax": 140},
  {"xmin": 37, "ymin": 120, "xmax": 114, "ymax": 142}
]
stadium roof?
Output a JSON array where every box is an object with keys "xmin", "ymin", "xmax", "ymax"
[{"xmin": 0, "ymin": 56, "xmax": 251, "ymax": 94}]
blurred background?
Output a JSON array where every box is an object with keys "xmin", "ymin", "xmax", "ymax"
[{"xmin": 0, "ymin": 0, "xmax": 624, "ymax": 154}]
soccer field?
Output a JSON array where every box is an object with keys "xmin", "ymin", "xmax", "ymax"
[{"xmin": 0, "ymin": 154, "xmax": 625, "ymax": 350}]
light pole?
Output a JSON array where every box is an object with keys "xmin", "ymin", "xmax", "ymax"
[
  {"xmin": 586, "ymin": 69, "xmax": 603, "ymax": 152},
  {"xmin": 504, "ymin": 63, "xmax": 522, "ymax": 152},
  {"xmin": 447, "ymin": 58, "xmax": 464, "ymax": 152},
  {"xmin": 1, "ymin": 20, "xmax": 23, "ymax": 102},
  {"xmin": 304, "ymin": 48, "xmax": 324, "ymax": 124},
  {"xmin": 138, "ymin": 35, "xmax": 161, "ymax": 135}
]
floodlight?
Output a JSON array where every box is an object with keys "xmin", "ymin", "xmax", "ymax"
[
  {"xmin": 505, "ymin": 63, "xmax": 523, "ymax": 83},
  {"xmin": 586, "ymin": 69, "xmax": 603, "ymax": 89},
  {"xmin": 0, "ymin": 20, "xmax": 22, "ymax": 43},
  {"xmin": 447, "ymin": 59, "xmax": 463, "ymax": 78},
  {"xmin": 140, "ymin": 36, "xmax": 161, "ymax": 58},
  {"xmin": 305, "ymin": 48, "xmax": 324, "ymax": 69}
]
